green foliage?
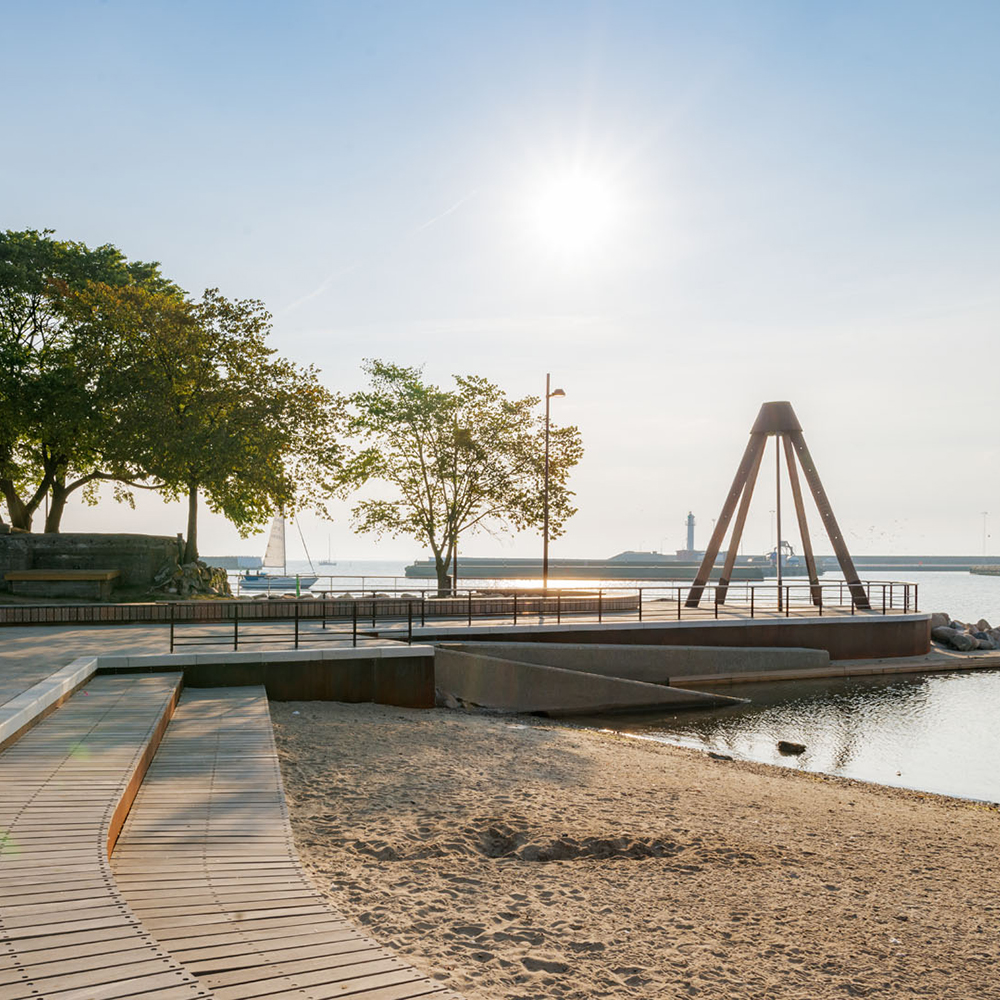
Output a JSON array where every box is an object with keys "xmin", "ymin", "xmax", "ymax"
[
  {"xmin": 0, "ymin": 230, "xmax": 341, "ymax": 556},
  {"xmin": 71, "ymin": 283, "xmax": 341, "ymax": 559},
  {"xmin": 0, "ymin": 229, "xmax": 182, "ymax": 529},
  {"xmin": 339, "ymin": 360, "xmax": 583, "ymax": 588}
]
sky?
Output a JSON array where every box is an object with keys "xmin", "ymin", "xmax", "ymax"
[{"xmin": 3, "ymin": 0, "xmax": 999, "ymax": 562}]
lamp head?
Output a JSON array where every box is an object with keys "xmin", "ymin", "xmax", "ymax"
[{"xmin": 549, "ymin": 388, "xmax": 566, "ymax": 398}]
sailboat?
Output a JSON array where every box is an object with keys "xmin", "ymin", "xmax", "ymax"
[
  {"xmin": 318, "ymin": 535, "xmax": 337, "ymax": 566},
  {"xmin": 239, "ymin": 516, "xmax": 319, "ymax": 592}
]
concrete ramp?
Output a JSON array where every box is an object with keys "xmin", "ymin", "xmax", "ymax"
[
  {"xmin": 439, "ymin": 641, "xmax": 828, "ymax": 686},
  {"xmin": 434, "ymin": 646, "xmax": 743, "ymax": 716}
]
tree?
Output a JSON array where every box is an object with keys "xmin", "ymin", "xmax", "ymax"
[
  {"xmin": 338, "ymin": 360, "xmax": 583, "ymax": 592},
  {"xmin": 0, "ymin": 229, "xmax": 182, "ymax": 530},
  {"xmin": 73, "ymin": 283, "xmax": 341, "ymax": 562}
]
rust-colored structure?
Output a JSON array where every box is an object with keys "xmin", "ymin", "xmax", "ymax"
[{"xmin": 686, "ymin": 401, "xmax": 870, "ymax": 611}]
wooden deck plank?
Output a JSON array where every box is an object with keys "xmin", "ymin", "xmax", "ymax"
[
  {"xmin": 111, "ymin": 686, "xmax": 463, "ymax": 1000},
  {"xmin": 0, "ymin": 674, "xmax": 211, "ymax": 999}
]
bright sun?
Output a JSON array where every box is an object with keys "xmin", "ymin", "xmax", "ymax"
[{"xmin": 529, "ymin": 169, "xmax": 620, "ymax": 259}]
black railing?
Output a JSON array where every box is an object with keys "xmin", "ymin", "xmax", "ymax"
[{"xmin": 161, "ymin": 579, "xmax": 920, "ymax": 652}]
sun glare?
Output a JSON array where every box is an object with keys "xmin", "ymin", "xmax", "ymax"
[{"xmin": 528, "ymin": 169, "xmax": 620, "ymax": 259}]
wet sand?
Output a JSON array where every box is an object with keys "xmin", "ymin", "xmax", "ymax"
[{"xmin": 272, "ymin": 702, "xmax": 1000, "ymax": 999}]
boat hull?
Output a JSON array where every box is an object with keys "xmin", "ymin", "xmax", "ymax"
[{"xmin": 238, "ymin": 574, "xmax": 319, "ymax": 591}]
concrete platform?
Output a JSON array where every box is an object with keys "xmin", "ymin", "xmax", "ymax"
[{"xmin": 395, "ymin": 613, "xmax": 932, "ymax": 660}]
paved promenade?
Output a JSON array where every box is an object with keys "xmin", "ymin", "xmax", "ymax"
[{"xmin": 0, "ymin": 624, "xmax": 171, "ymax": 707}]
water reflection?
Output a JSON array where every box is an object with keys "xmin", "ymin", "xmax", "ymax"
[{"xmin": 593, "ymin": 670, "xmax": 1000, "ymax": 804}]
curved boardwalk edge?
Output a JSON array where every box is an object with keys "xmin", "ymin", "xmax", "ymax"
[
  {"xmin": 111, "ymin": 687, "xmax": 464, "ymax": 1000},
  {"xmin": 0, "ymin": 672, "xmax": 209, "ymax": 1000}
]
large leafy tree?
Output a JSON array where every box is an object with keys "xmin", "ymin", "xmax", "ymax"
[
  {"xmin": 339, "ymin": 360, "xmax": 583, "ymax": 591},
  {"xmin": 72, "ymin": 284, "xmax": 341, "ymax": 562},
  {"xmin": 0, "ymin": 229, "xmax": 181, "ymax": 530}
]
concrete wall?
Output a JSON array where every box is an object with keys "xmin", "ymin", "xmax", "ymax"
[
  {"xmin": 96, "ymin": 645, "xmax": 436, "ymax": 709},
  {"xmin": 439, "ymin": 642, "xmax": 829, "ymax": 685},
  {"xmin": 413, "ymin": 615, "xmax": 932, "ymax": 660},
  {"xmin": 0, "ymin": 533, "xmax": 180, "ymax": 591},
  {"xmin": 434, "ymin": 646, "xmax": 742, "ymax": 716}
]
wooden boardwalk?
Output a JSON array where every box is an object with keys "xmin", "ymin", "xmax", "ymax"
[
  {"xmin": 0, "ymin": 673, "xmax": 209, "ymax": 1000},
  {"xmin": 112, "ymin": 687, "xmax": 462, "ymax": 1000}
]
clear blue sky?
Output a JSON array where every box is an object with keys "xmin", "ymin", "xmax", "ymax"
[{"xmin": 4, "ymin": 1, "xmax": 999, "ymax": 559}]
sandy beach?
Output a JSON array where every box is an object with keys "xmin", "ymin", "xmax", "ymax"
[{"xmin": 272, "ymin": 702, "xmax": 1000, "ymax": 999}]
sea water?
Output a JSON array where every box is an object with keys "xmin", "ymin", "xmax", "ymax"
[
  {"xmin": 591, "ymin": 570, "xmax": 1000, "ymax": 803},
  {"xmin": 595, "ymin": 668, "xmax": 1000, "ymax": 803}
]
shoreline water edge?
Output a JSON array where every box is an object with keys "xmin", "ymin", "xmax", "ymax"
[{"xmin": 274, "ymin": 701, "xmax": 1000, "ymax": 1000}]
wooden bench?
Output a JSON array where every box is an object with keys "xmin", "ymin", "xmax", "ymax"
[
  {"xmin": 5, "ymin": 569, "xmax": 121, "ymax": 600},
  {"xmin": 0, "ymin": 672, "xmax": 210, "ymax": 999},
  {"xmin": 112, "ymin": 686, "xmax": 463, "ymax": 1000}
]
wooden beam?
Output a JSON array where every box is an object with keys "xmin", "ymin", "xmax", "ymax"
[
  {"xmin": 686, "ymin": 433, "xmax": 767, "ymax": 608},
  {"xmin": 787, "ymin": 430, "xmax": 870, "ymax": 609},
  {"xmin": 782, "ymin": 435, "xmax": 822, "ymax": 606},
  {"xmin": 715, "ymin": 441, "xmax": 765, "ymax": 604}
]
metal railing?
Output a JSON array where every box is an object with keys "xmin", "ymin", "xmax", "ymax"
[{"xmin": 166, "ymin": 579, "xmax": 919, "ymax": 652}]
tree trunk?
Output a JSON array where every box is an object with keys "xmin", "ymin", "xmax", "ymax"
[
  {"xmin": 434, "ymin": 554, "xmax": 451, "ymax": 598},
  {"xmin": 1, "ymin": 479, "xmax": 34, "ymax": 531},
  {"xmin": 45, "ymin": 479, "xmax": 71, "ymax": 532},
  {"xmin": 184, "ymin": 482, "xmax": 198, "ymax": 563}
]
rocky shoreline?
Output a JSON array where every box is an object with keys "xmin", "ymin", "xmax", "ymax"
[{"xmin": 929, "ymin": 610, "xmax": 1000, "ymax": 651}]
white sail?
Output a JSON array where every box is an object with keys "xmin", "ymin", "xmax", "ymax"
[{"xmin": 262, "ymin": 516, "xmax": 285, "ymax": 569}]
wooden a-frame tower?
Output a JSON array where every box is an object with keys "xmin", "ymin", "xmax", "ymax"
[{"xmin": 685, "ymin": 401, "xmax": 870, "ymax": 611}]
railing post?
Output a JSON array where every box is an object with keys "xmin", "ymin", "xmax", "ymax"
[
  {"xmin": 638, "ymin": 588, "xmax": 643, "ymax": 622},
  {"xmin": 468, "ymin": 591, "xmax": 473, "ymax": 627},
  {"xmin": 904, "ymin": 584, "xmax": 909, "ymax": 614},
  {"xmin": 407, "ymin": 601, "xmax": 413, "ymax": 645},
  {"xmin": 234, "ymin": 602, "xmax": 239, "ymax": 651},
  {"xmin": 169, "ymin": 604, "xmax": 175, "ymax": 653},
  {"xmin": 421, "ymin": 593, "xmax": 426, "ymax": 627},
  {"xmin": 677, "ymin": 587, "xmax": 681, "ymax": 620},
  {"xmin": 785, "ymin": 585, "xmax": 790, "ymax": 617},
  {"xmin": 557, "ymin": 591, "xmax": 562, "ymax": 624},
  {"xmin": 882, "ymin": 584, "xmax": 887, "ymax": 616},
  {"xmin": 750, "ymin": 586, "xmax": 755, "ymax": 619},
  {"xmin": 513, "ymin": 591, "xmax": 518, "ymax": 626},
  {"xmin": 352, "ymin": 600, "xmax": 358, "ymax": 647},
  {"xmin": 914, "ymin": 583, "xmax": 918, "ymax": 613},
  {"xmin": 372, "ymin": 592, "xmax": 377, "ymax": 630},
  {"xmin": 713, "ymin": 585, "xmax": 719, "ymax": 619},
  {"xmin": 294, "ymin": 602, "xmax": 300, "ymax": 649},
  {"xmin": 598, "ymin": 589, "xmax": 603, "ymax": 623},
  {"xmin": 851, "ymin": 592, "xmax": 856, "ymax": 615}
]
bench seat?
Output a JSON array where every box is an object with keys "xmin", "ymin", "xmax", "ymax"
[{"xmin": 5, "ymin": 569, "xmax": 121, "ymax": 600}]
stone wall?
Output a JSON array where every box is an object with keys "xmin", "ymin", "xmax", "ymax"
[{"xmin": 0, "ymin": 533, "xmax": 182, "ymax": 591}]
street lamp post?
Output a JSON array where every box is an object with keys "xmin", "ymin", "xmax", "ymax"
[{"xmin": 543, "ymin": 373, "xmax": 565, "ymax": 591}]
